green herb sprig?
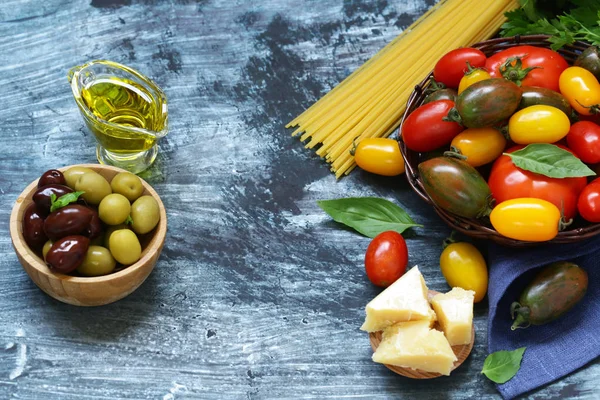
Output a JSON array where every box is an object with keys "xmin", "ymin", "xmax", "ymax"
[{"xmin": 500, "ymin": 0, "xmax": 600, "ymax": 50}]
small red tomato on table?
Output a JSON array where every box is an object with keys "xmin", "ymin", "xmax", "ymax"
[{"xmin": 365, "ymin": 231, "xmax": 408, "ymax": 287}]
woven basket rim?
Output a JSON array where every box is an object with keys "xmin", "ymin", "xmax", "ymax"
[{"xmin": 397, "ymin": 34, "xmax": 600, "ymax": 247}]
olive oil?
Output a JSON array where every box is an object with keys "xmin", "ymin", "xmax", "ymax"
[
  {"xmin": 69, "ymin": 60, "xmax": 168, "ymax": 174},
  {"xmin": 81, "ymin": 77, "xmax": 164, "ymax": 153}
]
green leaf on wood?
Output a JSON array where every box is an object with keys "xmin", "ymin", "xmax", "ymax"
[
  {"xmin": 504, "ymin": 143, "xmax": 595, "ymax": 178},
  {"xmin": 316, "ymin": 197, "xmax": 421, "ymax": 238}
]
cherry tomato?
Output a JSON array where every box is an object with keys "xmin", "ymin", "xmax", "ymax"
[
  {"xmin": 490, "ymin": 198, "xmax": 561, "ymax": 242},
  {"xmin": 488, "ymin": 145, "xmax": 587, "ymax": 220},
  {"xmin": 566, "ymin": 121, "xmax": 600, "ymax": 164},
  {"xmin": 353, "ymin": 138, "xmax": 405, "ymax": 176},
  {"xmin": 402, "ymin": 100, "xmax": 464, "ymax": 152},
  {"xmin": 450, "ymin": 127, "xmax": 507, "ymax": 167},
  {"xmin": 578, "ymin": 178, "xmax": 600, "ymax": 222},
  {"xmin": 433, "ymin": 48, "xmax": 487, "ymax": 89},
  {"xmin": 458, "ymin": 68, "xmax": 491, "ymax": 94},
  {"xmin": 559, "ymin": 66, "xmax": 600, "ymax": 116},
  {"xmin": 508, "ymin": 105, "xmax": 571, "ymax": 144},
  {"xmin": 486, "ymin": 45, "xmax": 568, "ymax": 92},
  {"xmin": 439, "ymin": 242, "xmax": 488, "ymax": 303},
  {"xmin": 364, "ymin": 231, "xmax": 408, "ymax": 287}
]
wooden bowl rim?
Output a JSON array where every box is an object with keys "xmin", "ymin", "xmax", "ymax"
[
  {"xmin": 367, "ymin": 290, "xmax": 475, "ymax": 379},
  {"xmin": 9, "ymin": 163, "xmax": 167, "ymax": 284}
]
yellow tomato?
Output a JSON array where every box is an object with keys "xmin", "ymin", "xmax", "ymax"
[
  {"xmin": 439, "ymin": 242, "xmax": 488, "ymax": 303},
  {"xmin": 353, "ymin": 138, "xmax": 405, "ymax": 176},
  {"xmin": 559, "ymin": 66, "xmax": 600, "ymax": 116},
  {"xmin": 450, "ymin": 128, "xmax": 507, "ymax": 167},
  {"xmin": 458, "ymin": 69, "xmax": 491, "ymax": 94},
  {"xmin": 490, "ymin": 198, "xmax": 561, "ymax": 242},
  {"xmin": 508, "ymin": 105, "xmax": 570, "ymax": 144}
]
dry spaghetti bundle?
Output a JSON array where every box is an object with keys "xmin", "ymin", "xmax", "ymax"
[{"xmin": 287, "ymin": 0, "xmax": 519, "ymax": 178}]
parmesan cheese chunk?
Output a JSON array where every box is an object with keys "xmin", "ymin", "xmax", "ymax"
[
  {"xmin": 431, "ymin": 287, "xmax": 475, "ymax": 346},
  {"xmin": 372, "ymin": 320, "xmax": 457, "ymax": 376},
  {"xmin": 360, "ymin": 266, "xmax": 435, "ymax": 332}
]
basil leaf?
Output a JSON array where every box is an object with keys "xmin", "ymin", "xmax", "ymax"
[
  {"xmin": 50, "ymin": 191, "xmax": 85, "ymax": 213},
  {"xmin": 481, "ymin": 347, "xmax": 526, "ymax": 384},
  {"xmin": 505, "ymin": 143, "xmax": 595, "ymax": 178},
  {"xmin": 316, "ymin": 197, "xmax": 422, "ymax": 238}
]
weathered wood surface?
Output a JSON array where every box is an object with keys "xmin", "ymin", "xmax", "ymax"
[{"xmin": 0, "ymin": 0, "xmax": 598, "ymax": 399}]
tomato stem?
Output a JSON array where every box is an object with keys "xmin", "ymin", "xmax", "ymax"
[
  {"xmin": 575, "ymin": 99, "xmax": 600, "ymax": 115},
  {"xmin": 443, "ymin": 108, "xmax": 463, "ymax": 126},
  {"xmin": 349, "ymin": 137, "xmax": 359, "ymax": 156},
  {"xmin": 443, "ymin": 149, "xmax": 468, "ymax": 161},
  {"xmin": 442, "ymin": 231, "xmax": 459, "ymax": 249},
  {"xmin": 499, "ymin": 56, "xmax": 541, "ymax": 87},
  {"xmin": 510, "ymin": 302, "xmax": 531, "ymax": 330},
  {"xmin": 425, "ymin": 78, "xmax": 446, "ymax": 95}
]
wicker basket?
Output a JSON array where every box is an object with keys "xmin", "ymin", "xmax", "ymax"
[{"xmin": 398, "ymin": 35, "xmax": 600, "ymax": 247}]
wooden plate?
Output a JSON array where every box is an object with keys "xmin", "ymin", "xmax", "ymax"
[{"xmin": 368, "ymin": 290, "xmax": 475, "ymax": 379}]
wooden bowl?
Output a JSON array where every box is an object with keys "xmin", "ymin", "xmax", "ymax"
[
  {"xmin": 368, "ymin": 290, "xmax": 475, "ymax": 379},
  {"xmin": 398, "ymin": 35, "xmax": 600, "ymax": 247},
  {"xmin": 9, "ymin": 164, "xmax": 167, "ymax": 306}
]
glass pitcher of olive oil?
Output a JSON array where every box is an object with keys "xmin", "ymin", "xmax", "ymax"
[{"xmin": 68, "ymin": 60, "xmax": 168, "ymax": 174}]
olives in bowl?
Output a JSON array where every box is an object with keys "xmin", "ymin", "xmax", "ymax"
[{"xmin": 10, "ymin": 164, "xmax": 167, "ymax": 306}]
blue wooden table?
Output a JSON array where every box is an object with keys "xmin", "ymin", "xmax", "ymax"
[{"xmin": 1, "ymin": 0, "xmax": 598, "ymax": 398}]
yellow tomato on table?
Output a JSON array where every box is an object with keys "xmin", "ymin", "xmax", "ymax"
[
  {"xmin": 353, "ymin": 138, "xmax": 405, "ymax": 176},
  {"xmin": 439, "ymin": 242, "xmax": 488, "ymax": 303}
]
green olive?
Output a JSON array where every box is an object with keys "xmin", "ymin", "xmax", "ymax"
[
  {"xmin": 131, "ymin": 195, "xmax": 160, "ymax": 234},
  {"xmin": 99, "ymin": 193, "xmax": 131, "ymax": 225},
  {"xmin": 109, "ymin": 229, "xmax": 142, "ymax": 265},
  {"xmin": 75, "ymin": 172, "xmax": 112, "ymax": 205},
  {"xmin": 42, "ymin": 240, "xmax": 53, "ymax": 261},
  {"xmin": 77, "ymin": 246, "xmax": 116, "ymax": 276},
  {"xmin": 111, "ymin": 172, "xmax": 144, "ymax": 202},
  {"xmin": 103, "ymin": 224, "xmax": 130, "ymax": 248},
  {"xmin": 63, "ymin": 167, "xmax": 95, "ymax": 190}
]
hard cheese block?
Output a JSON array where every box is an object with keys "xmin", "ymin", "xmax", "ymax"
[
  {"xmin": 360, "ymin": 266, "xmax": 435, "ymax": 332},
  {"xmin": 372, "ymin": 320, "xmax": 458, "ymax": 376},
  {"xmin": 431, "ymin": 287, "xmax": 475, "ymax": 346}
]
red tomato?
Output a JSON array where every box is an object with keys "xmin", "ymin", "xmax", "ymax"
[
  {"xmin": 433, "ymin": 48, "xmax": 487, "ymax": 89},
  {"xmin": 401, "ymin": 100, "xmax": 464, "ymax": 152},
  {"xmin": 578, "ymin": 178, "xmax": 600, "ymax": 222},
  {"xmin": 365, "ymin": 231, "xmax": 408, "ymax": 287},
  {"xmin": 567, "ymin": 121, "xmax": 600, "ymax": 164},
  {"xmin": 488, "ymin": 145, "xmax": 587, "ymax": 220},
  {"xmin": 485, "ymin": 45, "xmax": 568, "ymax": 92}
]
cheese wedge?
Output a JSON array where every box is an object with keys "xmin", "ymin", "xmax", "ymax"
[
  {"xmin": 372, "ymin": 320, "xmax": 457, "ymax": 376},
  {"xmin": 360, "ymin": 266, "xmax": 435, "ymax": 332},
  {"xmin": 431, "ymin": 287, "xmax": 475, "ymax": 346}
]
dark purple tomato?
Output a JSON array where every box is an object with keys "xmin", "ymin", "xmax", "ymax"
[
  {"xmin": 22, "ymin": 203, "xmax": 48, "ymax": 253},
  {"xmin": 38, "ymin": 170, "xmax": 66, "ymax": 188},
  {"xmin": 45, "ymin": 235, "xmax": 90, "ymax": 273},
  {"xmin": 43, "ymin": 205, "xmax": 94, "ymax": 241},
  {"xmin": 32, "ymin": 184, "xmax": 74, "ymax": 216}
]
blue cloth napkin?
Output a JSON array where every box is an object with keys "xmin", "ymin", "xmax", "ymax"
[{"xmin": 487, "ymin": 235, "xmax": 600, "ymax": 399}]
